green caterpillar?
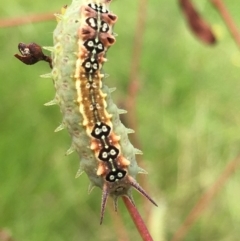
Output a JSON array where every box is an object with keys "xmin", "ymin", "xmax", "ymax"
[{"xmin": 15, "ymin": 0, "xmax": 157, "ymax": 224}]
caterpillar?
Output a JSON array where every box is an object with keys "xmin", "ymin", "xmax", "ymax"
[{"xmin": 15, "ymin": 0, "xmax": 157, "ymax": 223}]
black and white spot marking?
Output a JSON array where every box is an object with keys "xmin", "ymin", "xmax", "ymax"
[
  {"xmin": 83, "ymin": 39, "xmax": 104, "ymax": 54},
  {"xmin": 100, "ymin": 21, "xmax": 109, "ymax": 33},
  {"xmin": 91, "ymin": 122, "xmax": 111, "ymax": 139},
  {"xmin": 82, "ymin": 58, "xmax": 99, "ymax": 73},
  {"xmin": 88, "ymin": 3, "xmax": 109, "ymax": 14},
  {"xmin": 86, "ymin": 17, "xmax": 98, "ymax": 30},
  {"xmin": 106, "ymin": 169, "xmax": 127, "ymax": 182},
  {"xmin": 98, "ymin": 145, "xmax": 119, "ymax": 162}
]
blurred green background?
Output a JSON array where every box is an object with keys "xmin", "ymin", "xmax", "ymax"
[{"xmin": 1, "ymin": 0, "xmax": 240, "ymax": 240}]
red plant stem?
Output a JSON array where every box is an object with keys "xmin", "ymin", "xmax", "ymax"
[
  {"xmin": 127, "ymin": 0, "xmax": 148, "ymax": 129},
  {"xmin": 122, "ymin": 196, "xmax": 153, "ymax": 241},
  {"xmin": 171, "ymin": 155, "xmax": 240, "ymax": 241},
  {"xmin": 0, "ymin": 12, "xmax": 54, "ymax": 28},
  {"xmin": 211, "ymin": 0, "xmax": 240, "ymax": 48},
  {"xmin": 108, "ymin": 205, "xmax": 130, "ymax": 241},
  {"xmin": 126, "ymin": 0, "xmax": 152, "ymax": 216}
]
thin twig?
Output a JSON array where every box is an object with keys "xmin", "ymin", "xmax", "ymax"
[
  {"xmin": 211, "ymin": 0, "xmax": 240, "ymax": 48},
  {"xmin": 122, "ymin": 196, "xmax": 154, "ymax": 241},
  {"xmin": 0, "ymin": 12, "xmax": 54, "ymax": 28},
  {"xmin": 124, "ymin": 0, "xmax": 153, "ymax": 217},
  {"xmin": 127, "ymin": 0, "xmax": 148, "ymax": 129},
  {"xmin": 171, "ymin": 155, "xmax": 240, "ymax": 241},
  {"xmin": 0, "ymin": 229, "xmax": 16, "ymax": 241},
  {"xmin": 108, "ymin": 205, "xmax": 130, "ymax": 241}
]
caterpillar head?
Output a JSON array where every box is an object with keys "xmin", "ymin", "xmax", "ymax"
[{"xmin": 100, "ymin": 174, "xmax": 158, "ymax": 224}]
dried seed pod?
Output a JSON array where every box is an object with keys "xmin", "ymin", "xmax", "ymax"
[
  {"xmin": 14, "ymin": 42, "xmax": 52, "ymax": 68},
  {"xmin": 179, "ymin": 0, "xmax": 216, "ymax": 45}
]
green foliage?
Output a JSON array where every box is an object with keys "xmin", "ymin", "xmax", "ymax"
[{"xmin": 1, "ymin": 0, "xmax": 240, "ymax": 240}]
